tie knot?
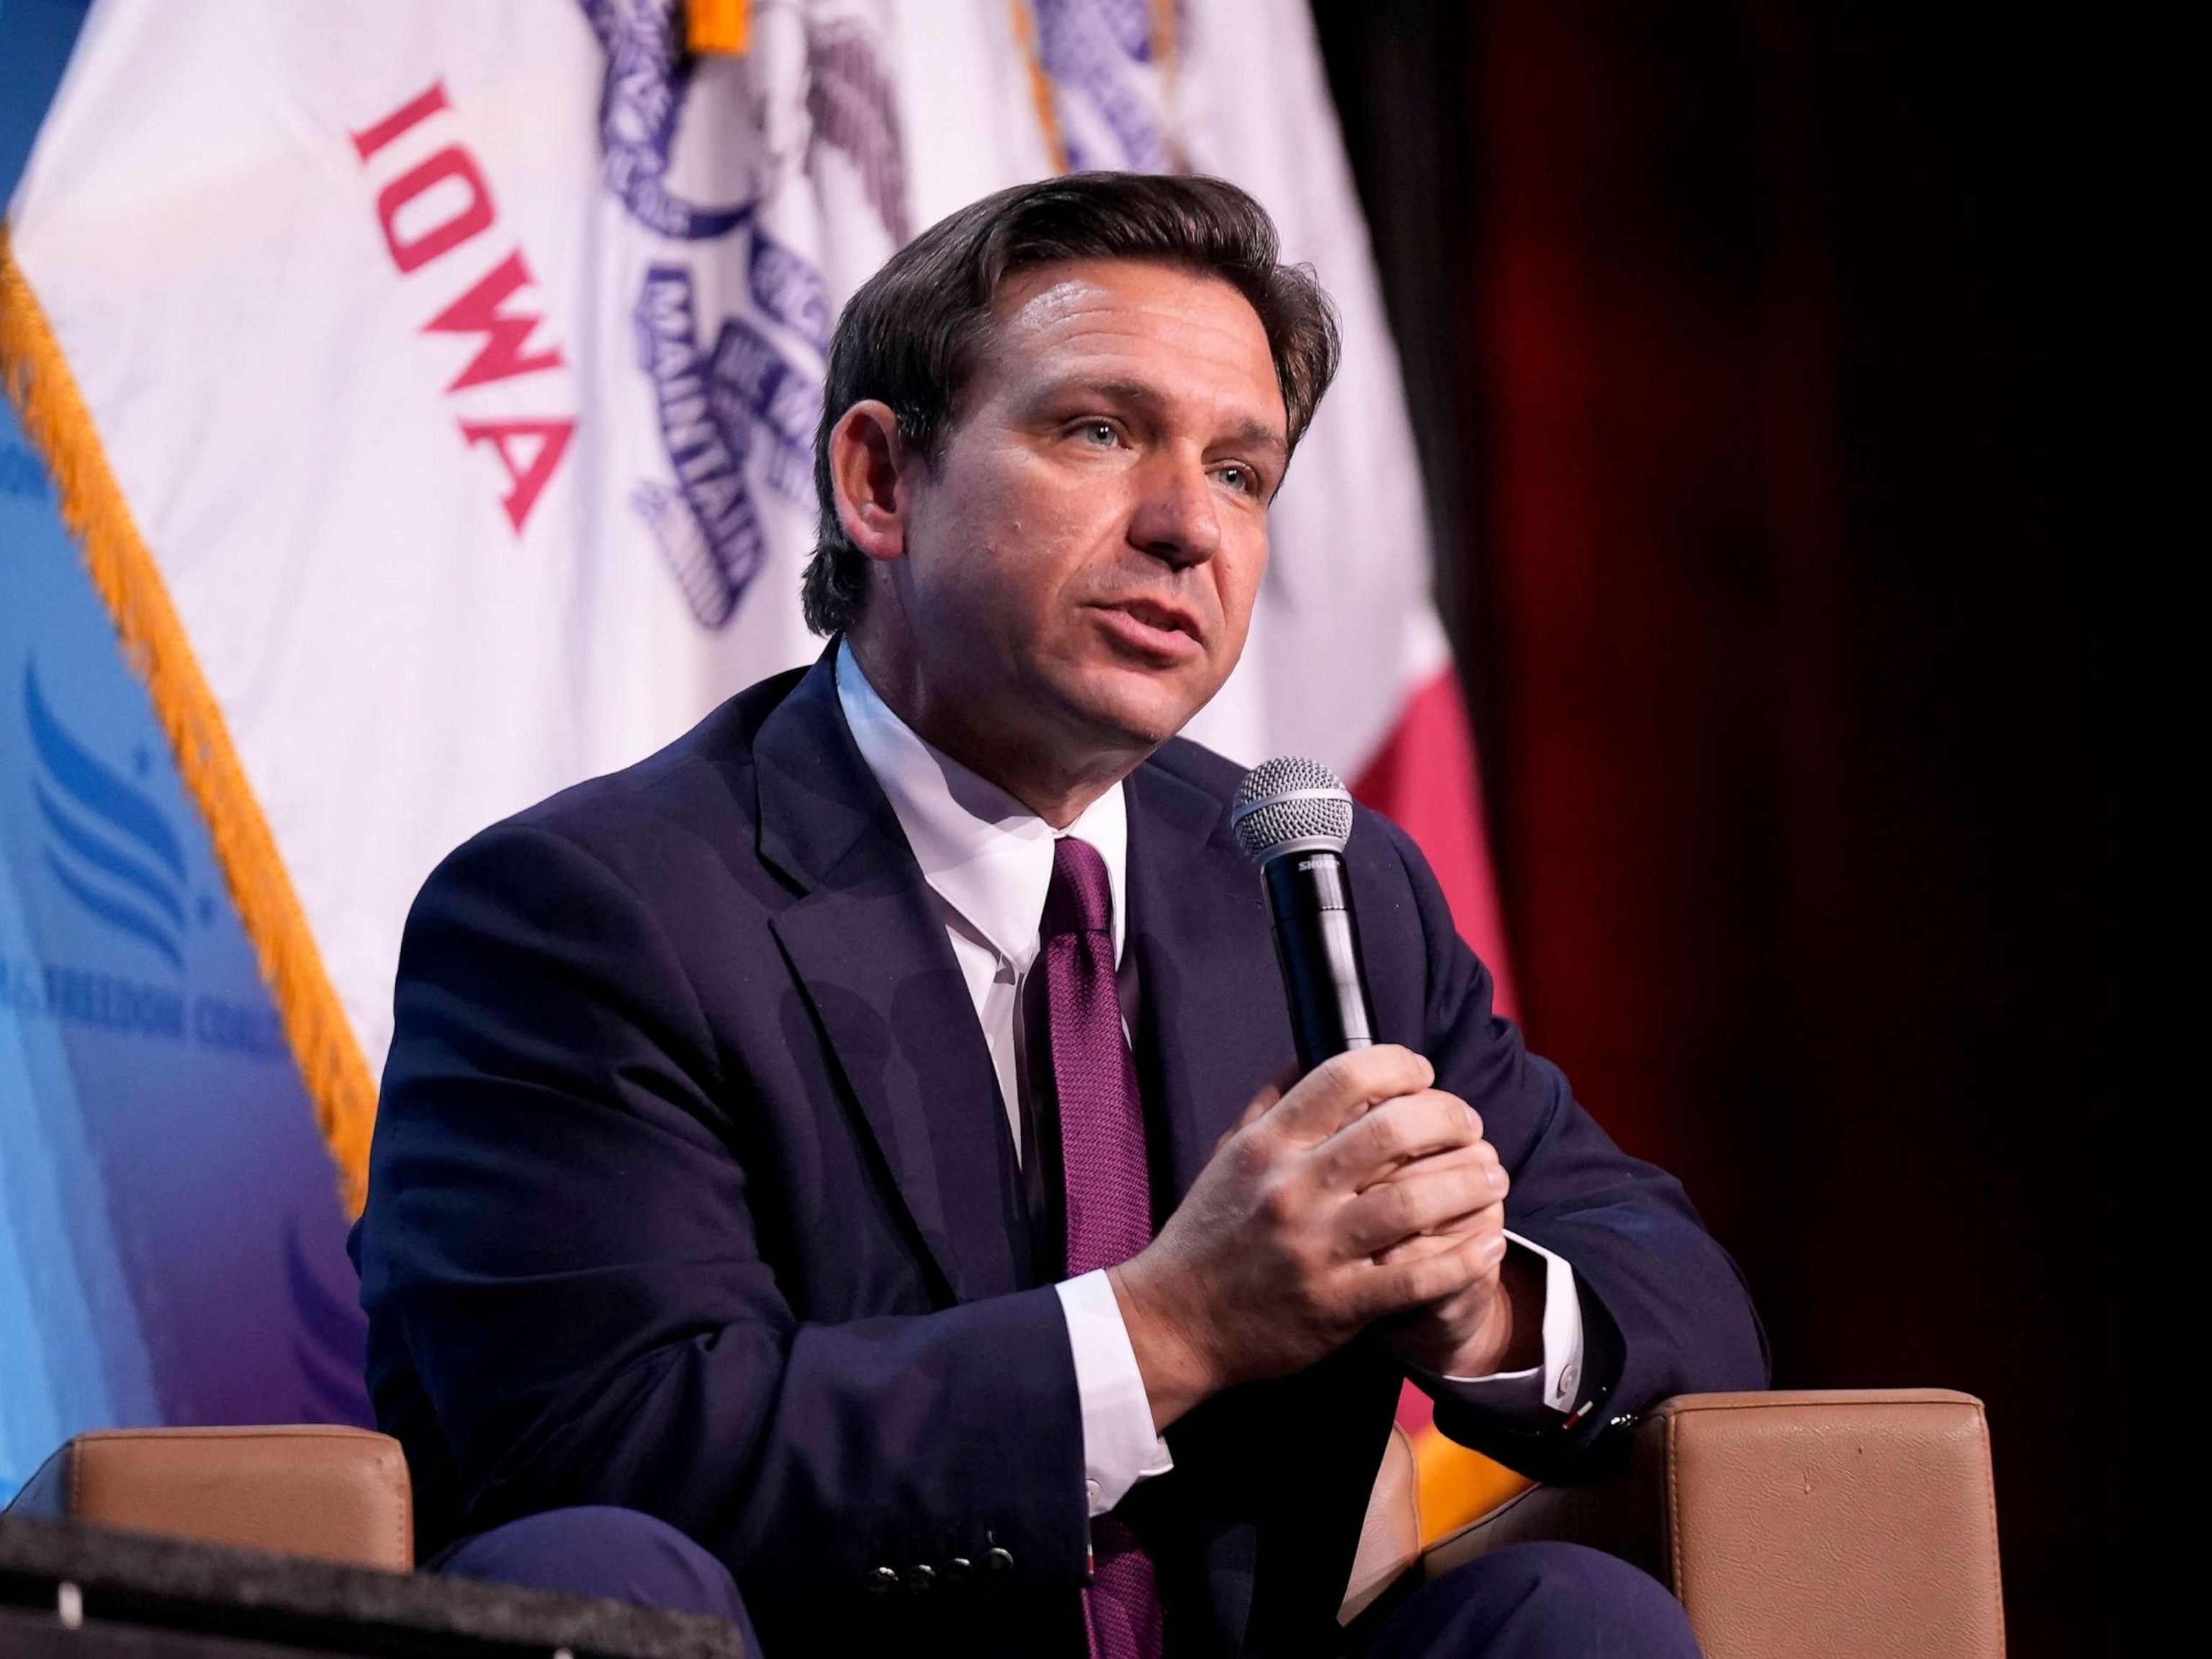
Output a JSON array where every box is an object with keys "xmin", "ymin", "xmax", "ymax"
[{"xmin": 1043, "ymin": 835, "xmax": 1115, "ymax": 938}]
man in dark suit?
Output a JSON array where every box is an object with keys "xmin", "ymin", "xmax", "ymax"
[{"xmin": 352, "ymin": 174, "xmax": 1767, "ymax": 1657}]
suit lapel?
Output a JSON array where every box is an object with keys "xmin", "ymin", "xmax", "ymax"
[
  {"xmin": 755, "ymin": 654, "xmax": 1024, "ymax": 1304},
  {"xmin": 1124, "ymin": 757, "xmax": 1297, "ymax": 1204}
]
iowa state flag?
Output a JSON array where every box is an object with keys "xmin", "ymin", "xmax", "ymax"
[{"xmin": 4, "ymin": 0, "xmax": 1520, "ymax": 1534}]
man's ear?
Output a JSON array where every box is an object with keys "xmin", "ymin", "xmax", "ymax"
[{"xmin": 828, "ymin": 400, "xmax": 909, "ymax": 562}]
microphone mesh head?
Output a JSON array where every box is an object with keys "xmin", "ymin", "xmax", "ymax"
[{"xmin": 1232, "ymin": 756, "xmax": 1355, "ymax": 863}]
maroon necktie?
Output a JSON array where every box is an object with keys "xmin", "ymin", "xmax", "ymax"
[{"xmin": 1043, "ymin": 835, "xmax": 1164, "ymax": 1659}]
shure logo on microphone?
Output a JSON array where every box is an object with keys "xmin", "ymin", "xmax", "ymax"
[{"xmin": 1298, "ymin": 857, "xmax": 1327, "ymax": 872}]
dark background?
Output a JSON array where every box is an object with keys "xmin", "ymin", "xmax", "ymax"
[{"xmin": 1312, "ymin": 4, "xmax": 2137, "ymax": 1654}]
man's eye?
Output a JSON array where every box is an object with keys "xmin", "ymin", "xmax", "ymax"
[
  {"xmin": 1078, "ymin": 421, "xmax": 1118, "ymax": 446},
  {"xmin": 1218, "ymin": 463, "xmax": 1257, "ymax": 495}
]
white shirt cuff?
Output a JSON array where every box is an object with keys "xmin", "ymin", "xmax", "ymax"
[
  {"xmin": 1432, "ymin": 1231, "xmax": 1588, "ymax": 1424},
  {"xmin": 1055, "ymin": 1268, "xmax": 1175, "ymax": 1517}
]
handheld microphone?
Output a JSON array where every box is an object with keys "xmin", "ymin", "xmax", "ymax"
[{"xmin": 1231, "ymin": 757, "xmax": 1377, "ymax": 1071}]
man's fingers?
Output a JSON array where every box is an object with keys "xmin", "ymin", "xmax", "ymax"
[
  {"xmin": 1309, "ymin": 1090, "xmax": 1484, "ymax": 1191},
  {"xmin": 1373, "ymin": 1223, "xmax": 1503, "ymax": 1267},
  {"xmin": 1372, "ymin": 1228, "xmax": 1465, "ymax": 1267},
  {"xmin": 1365, "ymin": 1139, "xmax": 1506, "ymax": 1203},
  {"xmin": 1264, "ymin": 1046, "xmax": 1435, "ymax": 1145},
  {"xmin": 1358, "ymin": 1228, "xmax": 1508, "ymax": 1318},
  {"xmin": 1339, "ymin": 1162, "xmax": 1505, "ymax": 1259},
  {"xmin": 1367, "ymin": 1150, "xmax": 1508, "ymax": 1262}
]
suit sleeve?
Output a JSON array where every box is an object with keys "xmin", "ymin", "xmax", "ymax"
[
  {"xmin": 1373, "ymin": 819, "xmax": 1770, "ymax": 1478},
  {"xmin": 354, "ymin": 822, "xmax": 1090, "ymax": 1592}
]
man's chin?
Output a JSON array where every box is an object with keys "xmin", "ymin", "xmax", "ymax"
[{"xmin": 1051, "ymin": 663, "xmax": 1218, "ymax": 755}]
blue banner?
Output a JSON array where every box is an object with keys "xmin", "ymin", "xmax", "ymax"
[{"xmin": 1, "ymin": 0, "xmax": 368, "ymax": 1503}]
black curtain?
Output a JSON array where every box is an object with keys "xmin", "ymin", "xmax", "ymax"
[{"xmin": 1313, "ymin": 4, "xmax": 2139, "ymax": 1652}]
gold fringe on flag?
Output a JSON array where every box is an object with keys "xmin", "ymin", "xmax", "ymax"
[{"xmin": 0, "ymin": 227, "xmax": 377, "ymax": 1218}]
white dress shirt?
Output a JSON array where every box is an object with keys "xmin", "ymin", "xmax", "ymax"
[{"xmin": 835, "ymin": 642, "xmax": 1586, "ymax": 1520}]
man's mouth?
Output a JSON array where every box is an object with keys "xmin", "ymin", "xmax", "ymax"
[{"xmin": 1092, "ymin": 597, "xmax": 1206, "ymax": 662}]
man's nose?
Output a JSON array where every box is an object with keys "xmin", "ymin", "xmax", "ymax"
[{"xmin": 1127, "ymin": 454, "xmax": 1224, "ymax": 569}]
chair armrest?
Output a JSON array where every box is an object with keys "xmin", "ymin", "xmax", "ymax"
[
  {"xmin": 4, "ymin": 1426, "xmax": 413, "ymax": 1571},
  {"xmin": 1421, "ymin": 1390, "xmax": 2005, "ymax": 1659}
]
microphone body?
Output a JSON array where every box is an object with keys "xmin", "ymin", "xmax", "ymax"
[
  {"xmin": 1262, "ymin": 847, "xmax": 1378, "ymax": 1070},
  {"xmin": 1232, "ymin": 757, "xmax": 1378, "ymax": 1070}
]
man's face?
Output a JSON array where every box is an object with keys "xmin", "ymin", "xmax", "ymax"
[{"xmin": 892, "ymin": 259, "xmax": 1288, "ymax": 764}]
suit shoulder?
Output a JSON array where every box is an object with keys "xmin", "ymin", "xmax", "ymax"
[{"xmin": 438, "ymin": 665, "xmax": 809, "ymax": 885}]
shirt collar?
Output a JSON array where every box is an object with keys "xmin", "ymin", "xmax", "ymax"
[{"xmin": 835, "ymin": 639, "xmax": 1128, "ymax": 972}]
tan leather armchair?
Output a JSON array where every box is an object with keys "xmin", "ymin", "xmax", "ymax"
[{"xmin": 6, "ymin": 1390, "xmax": 2002, "ymax": 1658}]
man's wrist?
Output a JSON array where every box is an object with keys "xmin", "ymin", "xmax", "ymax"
[
  {"xmin": 1437, "ymin": 1246, "xmax": 1545, "ymax": 1377},
  {"xmin": 1107, "ymin": 1254, "xmax": 1220, "ymax": 1433},
  {"xmin": 1387, "ymin": 1244, "xmax": 1545, "ymax": 1377}
]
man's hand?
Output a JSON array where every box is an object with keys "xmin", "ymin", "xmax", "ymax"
[
  {"xmin": 1106, "ymin": 1045, "xmax": 1509, "ymax": 1431},
  {"xmin": 1369, "ymin": 1216, "xmax": 1544, "ymax": 1380}
]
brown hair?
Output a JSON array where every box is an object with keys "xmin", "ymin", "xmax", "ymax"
[{"xmin": 802, "ymin": 172, "xmax": 1340, "ymax": 635}]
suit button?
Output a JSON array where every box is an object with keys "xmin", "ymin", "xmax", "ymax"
[
  {"xmin": 866, "ymin": 1566, "xmax": 899, "ymax": 1594},
  {"xmin": 904, "ymin": 1564, "xmax": 937, "ymax": 1593},
  {"xmin": 943, "ymin": 1556, "xmax": 974, "ymax": 1582},
  {"xmin": 982, "ymin": 1546, "xmax": 1014, "ymax": 1575}
]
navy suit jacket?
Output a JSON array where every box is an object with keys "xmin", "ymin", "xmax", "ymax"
[{"xmin": 351, "ymin": 651, "xmax": 1766, "ymax": 1656}]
